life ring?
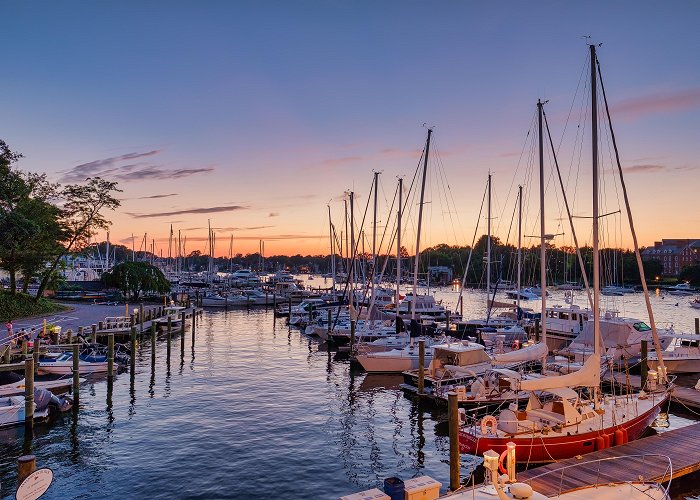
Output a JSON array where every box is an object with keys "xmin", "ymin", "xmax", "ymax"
[
  {"xmin": 480, "ymin": 415, "xmax": 498, "ymax": 435},
  {"xmin": 498, "ymin": 449, "xmax": 509, "ymax": 475}
]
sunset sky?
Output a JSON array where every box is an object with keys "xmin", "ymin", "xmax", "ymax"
[{"xmin": 2, "ymin": 2, "xmax": 699, "ymax": 257}]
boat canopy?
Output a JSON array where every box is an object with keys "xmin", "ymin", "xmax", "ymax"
[
  {"xmin": 519, "ymin": 353, "xmax": 600, "ymax": 392},
  {"xmin": 490, "ymin": 368, "xmax": 522, "ymax": 380},
  {"xmin": 432, "ymin": 344, "xmax": 490, "ymax": 366},
  {"xmin": 493, "ymin": 342, "xmax": 548, "ymax": 364}
]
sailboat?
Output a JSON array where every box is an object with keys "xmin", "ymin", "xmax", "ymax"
[{"xmin": 458, "ymin": 45, "xmax": 672, "ymax": 463}]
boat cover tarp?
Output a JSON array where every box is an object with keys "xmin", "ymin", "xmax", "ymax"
[
  {"xmin": 519, "ymin": 352, "xmax": 600, "ymax": 392},
  {"xmin": 493, "ymin": 342, "xmax": 548, "ymax": 364}
]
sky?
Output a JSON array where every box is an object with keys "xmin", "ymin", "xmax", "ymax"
[{"xmin": 2, "ymin": 1, "xmax": 699, "ymax": 257}]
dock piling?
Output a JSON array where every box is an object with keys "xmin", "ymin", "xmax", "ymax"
[
  {"xmin": 17, "ymin": 455, "xmax": 36, "ymax": 487},
  {"xmin": 107, "ymin": 334, "xmax": 115, "ymax": 380},
  {"xmin": 641, "ymin": 339, "xmax": 648, "ymax": 389},
  {"xmin": 180, "ymin": 311, "xmax": 186, "ymax": 355},
  {"xmin": 448, "ymin": 391, "xmax": 460, "ymax": 491},
  {"xmin": 24, "ymin": 358, "xmax": 34, "ymax": 425},
  {"xmin": 191, "ymin": 308, "xmax": 196, "ymax": 348},
  {"xmin": 91, "ymin": 324, "xmax": 97, "ymax": 343},
  {"xmin": 696, "ymin": 317, "xmax": 699, "ymax": 335},
  {"xmin": 418, "ymin": 339, "xmax": 425, "ymax": 395},
  {"xmin": 32, "ymin": 343, "xmax": 39, "ymax": 378},
  {"xmin": 327, "ymin": 309, "xmax": 332, "ymax": 336},
  {"xmin": 139, "ymin": 303, "xmax": 144, "ymax": 333},
  {"xmin": 21, "ymin": 340, "xmax": 27, "ymax": 356},
  {"xmin": 72, "ymin": 344, "xmax": 80, "ymax": 404},
  {"xmin": 167, "ymin": 316, "xmax": 172, "ymax": 361},
  {"xmin": 151, "ymin": 323, "xmax": 156, "ymax": 366},
  {"xmin": 350, "ymin": 320, "xmax": 356, "ymax": 350}
]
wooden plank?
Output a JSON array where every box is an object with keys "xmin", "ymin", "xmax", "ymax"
[{"xmin": 517, "ymin": 423, "xmax": 700, "ymax": 494}]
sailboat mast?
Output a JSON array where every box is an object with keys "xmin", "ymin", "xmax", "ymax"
[
  {"xmin": 412, "ymin": 128, "xmax": 432, "ymax": 320},
  {"xmin": 396, "ymin": 177, "xmax": 403, "ymax": 316},
  {"xmin": 350, "ymin": 191, "xmax": 355, "ymax": 307},
  {"xmin": 372, "ymin": 171, "xmax": 379, "ymax": 306},
  {"xmin": 328, "ymin": 205, "xmax": 335, "ymax": 290},
  {"xmin": 590, "ymin": 44, "xmax": 602, "ymax": 408},
  {"xmin": 106, "ymin": 231, "xmax": 110, "ymax": 272},
  {"xmin": 538, "ymin": 99, "xmax": 547, "ymax": 345},
  {"xmin": 517, "ymin": 186, "xmax": 522, "ymax": 314},
  {"xmin": 486, "ymin": 173, "xmax": 492, "ymax": 305}
]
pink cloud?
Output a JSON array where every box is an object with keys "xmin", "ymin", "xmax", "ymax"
[{"xmin": 612, "ymin": 88, "xmax": 700, "ymax": 121}]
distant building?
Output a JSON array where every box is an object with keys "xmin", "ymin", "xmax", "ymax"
[
  {"xmin": 428, "ymin": 266, "xmax": 453, "ymax": 285},
  {"xmin": 641, "ymin": 239, "xmax": 700, "ymax": 276}
]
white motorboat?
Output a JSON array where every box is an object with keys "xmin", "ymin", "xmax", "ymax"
[
  {"xmin": 690, "ymin": 298, "xmax": 700, "ymax": 309},
  {"xmin": 201, "ymin": 293, "xmax": 229, "ymax": 308},
  {"xmin": 396, "ymin": 293, "xmax": 447, "ymax": 319},
  {"xmin": 667, "ymin": 281, "xmax": 694, "ymax": 296},
  {"xmin": 505, "ymin": 288, "xmax": 540, "ymax": 300},
  {"xmin": 0, "ymin": 388, "xmax": 72, "ymax": 428},
  {"xmin": 38, "ymin": 352, "xmax": 109, "ymax": 375},
  {"xmin": 355, "ymin": 336, "xmax": 453, "ymax": 373},
  {"xmin": 648, "ymin": 332, "xmax": 700, "ymax": 373}
]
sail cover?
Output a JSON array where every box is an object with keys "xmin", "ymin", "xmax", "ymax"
[
  {"xmin": 518, "ymin": 352, "xmax": 601, "ymax": 392},
  {"xmin": 493, "ymin": 342, "xmax": 548, "ymax": 364}
]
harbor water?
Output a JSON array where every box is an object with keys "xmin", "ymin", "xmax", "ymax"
[{"xmin": 1, "ymin": 282, "xmax": 698, "ymax": 499}]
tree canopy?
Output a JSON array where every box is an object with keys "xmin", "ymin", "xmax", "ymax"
[{"xmin": 102, "ymin": 262, "xmax": 171, "ymax": 300}]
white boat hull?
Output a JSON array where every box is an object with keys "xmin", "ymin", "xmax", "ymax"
[{"xmin": 38, "ymin": 361, "xmax": 109, "ymax": 375}]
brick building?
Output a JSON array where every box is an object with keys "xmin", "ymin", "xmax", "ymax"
[{"xmin": 641, "ymin": 239, "xmax": 700, "ymax": 276}]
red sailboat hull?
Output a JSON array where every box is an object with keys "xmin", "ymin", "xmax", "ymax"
[{"xmin": 459, "ymin": 395, "xmax": 667, "ymax": 463}]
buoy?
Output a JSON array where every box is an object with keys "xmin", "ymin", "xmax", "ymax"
[
  {"xmin": 614, "ymin": 429, "xmax": 624, "ymax": 446},
  {"xmin": 498, "ymin": 449, "xmax": 509, "ymax": 475},
  {"xmin": 595, "ymin": 436, "xmax": 606, "ymax": 450}
]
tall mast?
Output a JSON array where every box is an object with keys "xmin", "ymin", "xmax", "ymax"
[
  {"xmin": 590, "ymin": 44, "xmax": 602, "ymax": 408},
  {"xmin": 132, "ymin": 234, "xmax": 135, "ymax": 262},
  {"xmin": 517, "ymin": 186, "xmax": 522, "ymax": 314},
  {"xmin": 350, "ymin": 191, "xmax": 355, "ymax": 307},
  {"xmin": 538, "ymin": 99, "xmax": 547, "ymax": 345},
  {"xmin": 396, "ymin": 177, "xmax": 403, "ymax": 317},
  {"xmin": 371, "ymin": 171, "xmax": 380, "ymax": 306},
  {"xmin": 328, "ymin": 205, "xmax": 335, "ymax": 290},
  {"xmin": 106, "ymin": 231, "xmax": 110, "ymax": 272},
  {"xmin": 412, "ymin": 128, "xmax": 432, "ymax": 321},
  {"xmin": 486, "ymin": 172, "xmax": 492, "ymax": 307},
  {"xmin": 229, "ymin": 234, "xmax": 233, "ymax": 272},
  {"xmin": 168, "ymin": 224, "xmax": 173, "ymax": 273},
  {"xmin": 344, "ymin": 198, "xmax": 349, "ymax": 281}
]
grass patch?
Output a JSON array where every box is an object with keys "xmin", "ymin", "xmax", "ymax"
[{"xmin": 0, "ymin": 291, "xmax": 70, "ymax": 321}]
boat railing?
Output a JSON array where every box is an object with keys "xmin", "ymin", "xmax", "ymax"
[{"xmin": 519, "ymin": 453, "xmax": 673, "ymax": 498}]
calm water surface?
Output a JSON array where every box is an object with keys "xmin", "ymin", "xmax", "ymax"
[{"xmin": 1, "ymin": 282, "xmax": 698, "ymax": 499}]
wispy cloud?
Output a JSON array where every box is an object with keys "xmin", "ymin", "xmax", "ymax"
[
  {"xmin": 612, "ymin": 87, "xmax": 700, "ymax": 121},
  {"xmin": 212, "ymin": 225, "xmax": 275, "ymax": 231},
  {"xmin": 59, "ymin": 150, "xmax": 214, "ymax": 183},
  {"xmin": 310, "ymin": 148, "xmax": 423, "ymax": 171},
  {"xmin": 621, "ymin": 163, "xmax": 697, "ymax": 174},
  {"xmin": 126, "ymin": 205, "xmax": 248, "ymax": 219},
  {"xmin": 268, "ymin": 212, "xmax": 279, "ymax": 217},
  {"xmin": 136, "ymin": 193, "xmax": 178, "ymax": 200}
]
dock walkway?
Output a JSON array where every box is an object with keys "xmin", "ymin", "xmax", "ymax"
[{"xmin": 515, "ymin": 423, "xmax": 700, "ymax": 496}]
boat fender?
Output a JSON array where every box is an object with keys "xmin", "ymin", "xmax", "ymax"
[
  {"xmin": 603, "ymin": 434, "xmax": 611, "ymax": 449},
  {"xmin": 614, "ymin": 429, "xmax": 624, "ymax": 446},
  {"xmin": 509, "ymin": 483, "xmax": 534, "ymax": 500},
  {"xmin": 622, "ymin": 428, "xmax": 629, "ymax": 443},
  {"xmin": 480, "ymin": 415, "xmax": 498, "ymax": 435},
  {"xmin": 595, "ymin": 436, "xmax": 606, "ymax": 450},
  {"xmin": 498, "ymin": 449, "xmax": 509, "ymax": 475}
]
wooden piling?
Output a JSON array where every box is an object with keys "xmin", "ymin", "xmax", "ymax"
[
  {"xmin": 418, "ymin": 339, "xmax": 425, "ymax": 395},
  {"xmin": 696, "ymin": 317, "xmax": 699, "ymax": 335},
  {"xmin": 130, "ymin": 326, "xmax": 137, "ymax": 374},
  {"xmin": 641, "ymin": 339, "xmax": 648, "ymax": 389},
  {"xmin": 72, "ymin": 344, "xmax": 80, "ymax": 403},
  {"xmin": 78, "ymin": 326, "xmax": 84, "ymax": 340},
  {"xmin": 534, "ymin": 319, "xmax": 540, "ymax": 343},
  {"xmin": 350, "ymin": 320, "xmax": 356, "ymax": 349},
  {"xmin": 327, "ymin": 309, "xmax": 332, "ymax": 336},
  {"xmin": 151, "ymin": 322, "xmax": 156, "ymax": 366},
  {"xmin": 167, "ymin": 316, "xmax": 172, "ymax": 360},
  {"xmin": 191, "ymin": 308, "xmax": 196, "ymax": 348},
  {"xmin": 2, "ymin": 344, "xmax": 9, "ymax": 364},
  {"xmin": 107, "ymin": 334, "xmax": 115, "ymax": 379},
  {"xmin": 21, "ymin": 340, "xmax": 27, "ymax": 356},
  {"xmin": 448, "ymin": 391, "xmax": 460, "ymax": 491},
  {"xmin": 91, "ymin": 324, "xmax": 97, "ymax": 343},
  {"xmin": 66, "ymin": 329, "xmax": 72, "ymax": 344},
  {"xmin": 17, "ymin": 455, "xmax": 36, "ymax": 487},
  {"xmin": 32, "ymin": 342, "xmax": 39, "ymax": 378},
  {"xmin": 98, "ymin": 321, "xmax": 104, "ymax": 331},
  {"xmin": 180, "ymin": 311, "xmax": 186, "ymax": 355},
  {"xmin": 139, "ymin": 303, "xmax": 144, "ymax": 333},
  {"xmin": 24, "ymin": 358, "xmax": 34, "ymax": 424}
]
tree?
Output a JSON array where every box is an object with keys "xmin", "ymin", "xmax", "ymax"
[
  {"xmin": 679, "ymin": 265, "xmax": 700, "ymax": 286},
  {"xmin": 102, "ymin": 262, "xmax": 170, "ymax": 300},
  {"xmin": 36, "ymin": 177, "xmax": 122, "ymax": 299},
  {"xmin": 0, "ymin": 141, "xmax": 64, "ymax": 294}
]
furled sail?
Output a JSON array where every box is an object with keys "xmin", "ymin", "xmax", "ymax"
[
  {"xmin": 518, "ymin": 352, "xmax": 600, "ymax": 392},
  {"xmin": 493, "ymin": 342, "xmax": 548, "ymax": 364}
]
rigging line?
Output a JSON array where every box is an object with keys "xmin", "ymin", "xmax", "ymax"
[
  {"xmin": 597, "ymin": 55, "xmax": 667, "ymax": 377},
  {"xmin": 543, "ymin": 109, "xmax": 594, "ymax": 310},
  {"xmin": 456, "ymin": 178, "xmax": 488, "ymax": 312}
]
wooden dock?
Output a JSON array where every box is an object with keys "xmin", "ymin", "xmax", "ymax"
[
  {"xmin": 604, "ymin": 370, "xmax": 700, "ymax": 410},
  {"xmin": 515, "ymin": 423, "xmax": 700, "ymax": 496}
]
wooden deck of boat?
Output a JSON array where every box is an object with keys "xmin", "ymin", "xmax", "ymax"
[
  {"xmin": 515, "ymin": 423, "xmax": 700, "ymax": 496},
  {"xmin": 604, "ymin": 371, "xmax": 700, "ymax": 410}
]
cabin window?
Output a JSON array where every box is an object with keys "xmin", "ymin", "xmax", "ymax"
[
  {"xmin": 633, "ymin": 322, "xmax": 651, "ymax": 332},
  {"xmin": 571, "ymin": 314, "xmax": 577, "ymax": 320},
  {"xmin": 558, "ymin": 313, "xmax": 568, "ymax": 320}
]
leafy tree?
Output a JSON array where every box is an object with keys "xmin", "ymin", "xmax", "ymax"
[
  {"xmin": 679, "ymin": 265, "xmax": 700, "ymax": 286},
  {"xmin": 102, "ymin": 262, "xmax": 170, "ymax": 300},
  {"xmin": 36, "ymin": 177, "xmax": 122, "ymax": 299}
]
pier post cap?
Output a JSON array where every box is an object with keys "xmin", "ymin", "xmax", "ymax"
[{"xmin": 18, "ymin": 455, "xmax": 36, "ymax": 464}]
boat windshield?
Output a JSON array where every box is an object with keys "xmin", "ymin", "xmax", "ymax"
[{"xmin": 633, "ymin": 322, "xmax": 651, "ymax": 332}]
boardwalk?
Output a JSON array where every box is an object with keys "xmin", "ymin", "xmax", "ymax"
[{"xmin": 515, "ymin": 423, "xmax": 700, "ymax": 496}]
